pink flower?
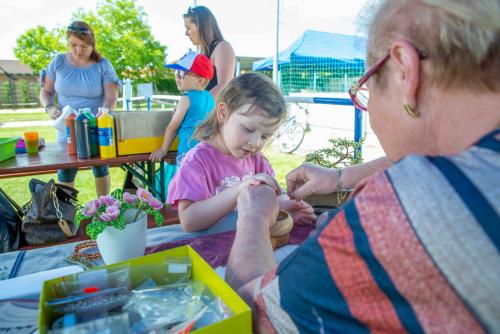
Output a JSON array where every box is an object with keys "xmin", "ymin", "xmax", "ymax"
[
  {"xmin": 148, "ymin": 197, "xmax": 163, "ymax": 210},
  {"xmin": 81, "ymin": 200, "xmax": 98, "ymax": 217},
  {"xmin": 123, "ymin": 192, "xmax": 138, "ymax": 204},
  {"xmin": 98, "ymin": 195, "xmax": 117, "ymax": 207},
  {"xmin": 137, "ymin": 188, "xmax": 153, "ymax": 202},
  {"xmin": 100, "ymin": 205, "xmax": 120, "ymax": 222}
]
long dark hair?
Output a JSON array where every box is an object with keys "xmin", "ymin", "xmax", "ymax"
[
  {"xmin": 183, "ymin": 6, "xmax": 224, "ymax": 56},
  {"xmin": 195, "ymin": 73, "xmax": 287, "ymax": 141},
  {"xmin": 66, "ymin": 21, "xmax": 102, "ymax": 62}
]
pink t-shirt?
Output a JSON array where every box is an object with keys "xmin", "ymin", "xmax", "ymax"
[{"xmin": 167, "ymin": 141, "xmax": 275, "ymax": 209}]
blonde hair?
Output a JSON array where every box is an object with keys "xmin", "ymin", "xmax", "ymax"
[
  {"xmin": 195, "ymin": 72, "xmax": 287, "ymax": 141},
  {"xmin": 367, "ymin": 0, "xmax": 500, "ymax": 91}
]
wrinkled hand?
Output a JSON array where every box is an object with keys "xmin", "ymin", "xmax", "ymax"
[
  {"xmin": 47, "ymin": 106, "xmax": 62, "ymax": 120},
  {"xmin": 280, "ymin": 199, "xmax": 316, "ymax": 225},
  {"xmin": 286, "ymin": 162, "xmax": 338, "ymax": 201},
  {"xmin": 149, "ymin": 148, "xmax": 168, "ymax": 162},
  {"xmin": 240, "ymin": 173, "xmax": 281, "ymax": 196},
  {"xmin": 237, "ymin": 184, "xmax": 279, "ymax": 228}
]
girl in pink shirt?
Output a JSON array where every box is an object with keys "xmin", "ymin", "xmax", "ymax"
[{"xmin": 168, "ymin": 72, "xmax": 316, "ymax": 232}]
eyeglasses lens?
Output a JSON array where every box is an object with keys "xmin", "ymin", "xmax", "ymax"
[{"xmin": 175, "ymin": 70, "xmax": 186, "ymax": 79}]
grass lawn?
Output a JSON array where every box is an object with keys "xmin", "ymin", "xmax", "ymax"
[
  {"xmin": 1, "ymin": 116, "xmax": 306, "ymax": 205},
  {"xmin": 0, "ymin": 126, "xmax": 56, "ymax": 142},
  {"xmin": 0, "ymin": 112, "xmax": 50, "ymax": 123}
]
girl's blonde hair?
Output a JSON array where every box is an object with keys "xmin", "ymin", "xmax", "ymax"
[
  {"xmin": 195, "ymin": 72, "xmax": 287, "ymax": 141},
  {"xmin": 366, "ymin": 0, "xmax": 500, "ymax": 91}
]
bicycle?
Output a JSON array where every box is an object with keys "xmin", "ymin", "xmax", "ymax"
[{"xmin": 276, "ymin": 103, "xmax": 311, "ymax": 154}]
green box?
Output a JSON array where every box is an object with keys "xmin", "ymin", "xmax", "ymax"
[
  {"xmin": 0, "ymin": 137, "xmax": 20, "ymax": 162},
  {"xmin": 38, "ymin": 245, "xmax": 252, "ymax": 333}
]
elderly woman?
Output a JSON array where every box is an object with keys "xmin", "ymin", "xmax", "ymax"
[{"xmin": 225, "ymin": 0, "xmax": 500, "ymax": 333}]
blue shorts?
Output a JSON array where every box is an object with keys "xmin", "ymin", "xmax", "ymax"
[{"xmin": 57, "ymin": 165, "xmax": 109, "ymax": 183}]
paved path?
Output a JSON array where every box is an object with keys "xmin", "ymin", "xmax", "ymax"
[
  {"xmin": 0, "ymin": 108, "xmax": 44, "ymax": 114},
  {"xmin": 1, "ymin": 120, "xmax": 52, "ymax": 128}
]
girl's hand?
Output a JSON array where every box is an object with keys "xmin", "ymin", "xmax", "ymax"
[
  {"xmin": 149, "ymin": 148, "xmax": 168, "ymax": 162},
  {"xmin": 280, "ymin": 199, "xmax": 316, "ymax": 225},
  {"xmin": 240, "ymin": 173, "xmax": 281, "ymax": 196}
]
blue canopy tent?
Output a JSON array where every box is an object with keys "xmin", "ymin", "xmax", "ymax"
[{"xmin": 253, "ymin": 30, "xmax": 367, "ymax": 94}]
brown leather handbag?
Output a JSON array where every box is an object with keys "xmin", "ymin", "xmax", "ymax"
[{"xmin": 21, "ymin": 178, "xmax": 79, "ymax": 245}]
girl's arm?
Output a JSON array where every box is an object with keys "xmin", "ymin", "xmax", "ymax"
[
  {"xmin": 102, "ymin": 82, "xmax": 118, "ymax": 110},
  {"xmin": 150, "ymin": 96, "xmax": 190, "ymax": 162},
  {"xmin": 209, "ymin": 41, "xmax": 236, "ymax": 100},
  {"xmin": 177, "ymin": 173, "xmax": 280, "ymax": 232}
]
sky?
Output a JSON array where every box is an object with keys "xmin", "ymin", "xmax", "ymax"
[{"xmin": 0, "ymin": 0, "xmax": 369, "ymax": 62}]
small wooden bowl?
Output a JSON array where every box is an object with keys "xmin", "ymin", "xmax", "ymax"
[{"xmin": 270, "ymin": 211, "xmax": 293, "ymax": 248}]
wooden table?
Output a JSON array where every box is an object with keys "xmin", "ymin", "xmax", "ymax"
[{"xmin": 0, "ymin": 143, "xmax": 177, "ymax": 202}]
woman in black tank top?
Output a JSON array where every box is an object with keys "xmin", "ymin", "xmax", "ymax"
[{"xmin": 183, "ymin": 6, "xmax": 236, "ymax": 100}]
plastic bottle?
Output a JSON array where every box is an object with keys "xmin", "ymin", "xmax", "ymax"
[
  {"xmin": 97, "ymin": 107, "xmax": 117, "ymax": 159},
  {"xmin": 74, "ymin": 111, "xmax": 91, "ymax": 159},
  {"xmin": 64, "ymin": 108, "xmax": 78, "ymax": 155},
  {"xmin": 81, "ymin": 108, "xmax": 99, "ymax": 157}
]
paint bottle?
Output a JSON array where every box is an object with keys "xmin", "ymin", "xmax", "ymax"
[
  {"xmin": 74, "ymin": 111, "xmax": 91, "ymax": 159},
  {"xmin": 97, "ymin": 108, "xmax": 117, "ymax": 159},
  {"xmin": 81, "ymin": 108, "xmax": 99, "ymax": 157},
  {"xmin": 64, "ymin": 108, "xmax": 78, "ymax": 155}
]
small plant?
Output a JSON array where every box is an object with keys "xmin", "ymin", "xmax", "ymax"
[
  {"xmin": 304, "ymin": 137, "xmax": 364, "ymax": 169},
  {"xmin": 75, "ymin": 188, "xmax": 163, "ymax": 240}
]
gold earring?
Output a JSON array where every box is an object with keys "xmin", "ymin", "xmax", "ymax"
[{"xmin": 404, "ymin": 103, "xmax": 419, "ymax": 118}]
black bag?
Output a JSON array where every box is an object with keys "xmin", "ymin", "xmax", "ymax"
[
  {"xmin": 0, "ymin": 187, "xmax": 24, "ymax": 253},
  {"xmin": 21, "ymin": 179, "xmax": 79, "ymax": 245}
]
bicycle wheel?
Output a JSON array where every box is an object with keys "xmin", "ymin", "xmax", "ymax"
[{"xmin": 277, "ymin": 122, "xmax": 305, "ymax": 154}]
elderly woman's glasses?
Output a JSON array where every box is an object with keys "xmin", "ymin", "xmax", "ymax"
[
  {"xmin": 67, "ymin": 26, "xmax": 91, "ymax": 35},
  {"xmin": 349, "ymin": 46, "xmax": 427, "ymax": 111}
]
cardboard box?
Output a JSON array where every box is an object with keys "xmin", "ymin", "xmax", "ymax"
[
  {"xmin": 114, "ymin": 110, "xmax": 179, "ymax": 156},
  {"xmin": 38, "ymin": 246, "xmax": 251, "ymax": 333}
]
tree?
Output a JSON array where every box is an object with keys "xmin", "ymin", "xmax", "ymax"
[
  {"xmin": 14, "ymin": 0, "xmax": 167, "ymax": 83},
  {"xmin": 14, "ymin": 26, "xmax": 66, "ymax": 75},
  {"xmin": 73, "ymin": 0, "xmax": 167, "ymax": 82}
]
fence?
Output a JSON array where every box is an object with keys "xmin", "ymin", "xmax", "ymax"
[{"xmin": 0, "ymin": 79, "xmax": 40, "ymax": 109}]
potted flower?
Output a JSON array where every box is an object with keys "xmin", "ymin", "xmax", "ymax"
[
  {"xmin": 303, "ymin": 137, "xmax": 364, "ymax": 208},
  {"xmin": 75, "ymin": 188, "xmax": 164, "ymax": 265}
]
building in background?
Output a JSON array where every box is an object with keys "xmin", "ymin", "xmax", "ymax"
[{"xmin": 0, "ymin": 60, "xmax": 39, "ymax": 109}]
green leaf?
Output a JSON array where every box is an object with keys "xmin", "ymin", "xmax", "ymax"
[
  {"xmin": 153, "ymin": 211, "xmax": 163, "ymax": 226},
  {"xmin": 111, "ymin": 188, "xmax": 123, "ymax": 200},
  {"xmin": 86, "ymin": 220, "xmax": 108, "ymax": 240}
]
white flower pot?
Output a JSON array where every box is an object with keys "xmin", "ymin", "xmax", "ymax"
[{"xmin": 96, "ymin": 209, "xmax": 147, "ymax": 265}]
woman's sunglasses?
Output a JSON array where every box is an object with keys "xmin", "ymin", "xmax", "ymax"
[{"xmin": 67, "ymin": 26, "xmax": 92, "ymax": 35}]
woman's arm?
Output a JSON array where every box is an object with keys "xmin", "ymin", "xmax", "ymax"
[
  {"xmin": 342, "ymin": 156, "xmax": 392, "ymax": 189},
  {"xmin": 177, "ymin": 173, "xmax": 280, "ymax": 232},
  {"xmin": 102, "ymin": 82, "xmax": 118, "ymax": 110},
  {"xmin": 286, "ymin": 156, "xmax": 392, "ymax": 200},
  {"xmin": 39, "ymin": 77, "xmax": 61, "ymax": 120},
  {"xmin": 210, "ymin": 41, "xmax": 236, "ymax": 100},
  {"xmin": 150, "ymin": 96, "xmax": 190, "ymax": 162}
]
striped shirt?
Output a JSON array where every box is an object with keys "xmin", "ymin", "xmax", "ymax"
[{"xmin": 254, "ymin": 129, "xmax": 500, "ymax": 333}]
